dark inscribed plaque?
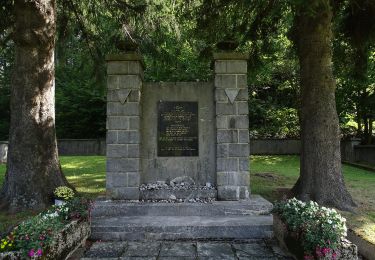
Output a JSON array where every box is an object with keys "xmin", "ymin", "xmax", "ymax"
[{"xmin": 158, "ymin": 101, "xmax": 199, "ymax": 157}]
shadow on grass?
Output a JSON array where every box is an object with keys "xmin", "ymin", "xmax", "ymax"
[
  {"xmin": 0, "ymin": 156, "xmax": 106, "ymax": 233},
  {"xmin": 250, "ymin": 155, "xmax": 375, "ymax": 244},
  {"xmin": 60, "ymin": 156, "xmax": 106, "ymax": 198}
]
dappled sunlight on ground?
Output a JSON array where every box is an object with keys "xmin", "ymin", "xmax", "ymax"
[
  {"xmin": 251, "ymin": 155, "xmax": 285, "ymax": 165},
  {"xmin": 341, "ymin": 210, "xmax": 375, "ymax": 245},
  {"xmin": 61, "ymin": 156, "xmax": 106, "ymax": 198},
  {"xmin": 1, "ymin": 155, "xmax": 374, "ymax": 244},
  {"xmin": 250, "ymin": 155, "xmax": 375, "ymax": 245}
]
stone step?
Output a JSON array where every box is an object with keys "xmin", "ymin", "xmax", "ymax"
[
  {"xmin": 92, "ymin": 195, "xmax": 273, "ymax": 217},
  {"xmin": 90, "ymin": 215, "xmax": 273, "ymax": 241}
]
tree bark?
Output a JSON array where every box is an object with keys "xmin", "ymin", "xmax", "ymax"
[
  {"xmin": 291, "ymin": 0, "xmax": 356, "ymax": 211},
  {"xmin": 0, "ymin": 0, "xmax": 70, "ymax": 213},
  {"xmin": 364, "ymin": 116, "xmax": 369, "ymax": 144},
  {"xmin": 356, "ymin": 107, "xmax": 362, "ymax": 137},
  {"xmin": 369, "ymin": 118, "xmax": 373, "ymax": 144}
]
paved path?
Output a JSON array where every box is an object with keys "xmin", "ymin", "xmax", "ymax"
[{"xmin": 81, "ymin": 240, "xmax": 292, "ymax": 259}]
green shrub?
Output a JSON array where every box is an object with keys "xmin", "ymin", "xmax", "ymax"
[
  {"xmin": 54, "ymin": 186, "xmax": 75, "ymax": 201},
  {"xmin": 273, "ymin": 198, "xmax": 347, "ymax": 259},
  {"xmin": 0, "ymin": 198, "xmax": 89, "ymax": 258}
]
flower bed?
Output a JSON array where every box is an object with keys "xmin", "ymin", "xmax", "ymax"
[
  {"xmin": 273, "ymin": 198, "xmax": 358, "ymax": 260},
  {"xmin": 0, "ymin": 198, "xmax": 90, "ymax": 259}
]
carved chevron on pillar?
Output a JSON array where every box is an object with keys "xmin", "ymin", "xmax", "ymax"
[
  {"xmin": 117, "ymin": 89, "xmax": 131, "ymax": 104},
  {"xmin": 224, "ymin": 89, "xmax": 239, "ymax": 104}
]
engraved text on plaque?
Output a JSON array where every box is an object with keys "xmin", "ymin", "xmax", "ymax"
[{"xmin": 157, "ymin": 101, "xmax": 198, "ymax": 156}]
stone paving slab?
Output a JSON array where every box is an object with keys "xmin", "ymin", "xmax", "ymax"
[
  {"xmin": 82, "ymin": 240, "xmax": 292, "ymax": 259},
  {"xmin": 233, "ymin": 241, "xmax": 275, "ymax": 257},
  {"xmin": 84, "ymin": 242, "xmax": 127, "ymax": 258},
  {"xmin": 159, "ymin": 242, "xmax": 197, "ymax": 257},
  {"xmin": 122, "ymin": 242, "xmax": 161, "ymax": 257},
  {"xmin": 197, "ymin": 242, "xmax": 234, "ymax": 259}
]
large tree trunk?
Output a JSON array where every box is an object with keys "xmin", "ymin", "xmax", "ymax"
[
  {"xmin": 291, "ymin": 0, "xmax": 356, "ymax": 211},
  {"xmin": 369, "ymin": 119, "xmax": 373, "ymax": 144},
  {"xmin": 0, "ymin": 0, "xmax": 70, "ymax": 213}
]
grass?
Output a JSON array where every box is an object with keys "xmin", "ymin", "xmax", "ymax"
[
  {"xmin": 59, "ymin": 156, "xmax": 106, "ymax": 198},
  {"xmin": 0, "ymin": 163, "xmax": 5, "ymax": 184},
  {"xmin": 1, "ymin": 155, "xmax": 374, "ymax": 245},
  {"xmin": 0, "ymin": 156, "xmax": 106, "ymax": 234},
  {"xmin": 250, "ymin": 155, "xmax": 375, "ymax": 245}
]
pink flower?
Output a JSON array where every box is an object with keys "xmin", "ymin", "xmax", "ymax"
[
  {"xmin": 322, "ymin": 247, "xmax": 331, "ymax": 256},
  {"xmin": 332, "ymin": 252, "xmax": 338, "ymax": 259},
  {"xmin": 28, "ymin": 249, "xmax": 35, "ymax": 257},
  {"xmin": 315, "ymin": 246, "xmax": 323, "ymax": 257},
  {"xmin": 37, "ymin": 248, "xmax": 43, "ymax": 257}
]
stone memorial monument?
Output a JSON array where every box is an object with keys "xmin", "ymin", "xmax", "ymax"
[
  {"xmin": 105, "ymin": 52, "xmax": 250, "ymax": 201},
  {"xmin": 91, "ymin": 51, "xmax": 272, "ymax": 242}
]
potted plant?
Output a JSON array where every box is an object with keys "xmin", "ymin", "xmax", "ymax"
[
  {"xmin": 0, "ymin": 198, "xmax": 91, "ymax": 259},
  {"xmin": 273, "ymin": 198, "xmax": 357, "ymax": 259},
  {"xmin": 54, "ymin": 186, "xmax": 74, "ymax": 205}
]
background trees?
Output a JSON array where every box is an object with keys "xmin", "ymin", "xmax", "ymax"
[
  {"xmin": 335, "ymin": 0, "xmax": 375, "ymax": 144},
  {"xmin": 0, "ymin": 0, "xmax": 372, "ymax": 142},
  {"xmin": 0, "ymin": 0, "xmax": 373, "ymax": 211}
]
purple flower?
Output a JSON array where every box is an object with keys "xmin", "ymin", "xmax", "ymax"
[
  {"xmin": 37, "ymin": 248, "xmax": 43, "ymax": 257},
  {"xmin": 28, "ymin": 249, "xmax": 35, "ymax": 257}
]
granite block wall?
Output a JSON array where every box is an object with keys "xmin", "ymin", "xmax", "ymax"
[
  {"xmin": 214, "ymin": 53, "xmax": 250, "ymax": 200},
  {"xmin": 106, "ymin": 53, "xmax": 143, "ymax": 200}
]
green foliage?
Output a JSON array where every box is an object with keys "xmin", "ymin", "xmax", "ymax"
[
  {"xmin": 274, "ymin": 198, "xmax": 347, "ymax": 258},
  {"xmin": 0, "ymin": 0, "xmax": 374, "ymax": 140},
  {"xmin": 334, "ymin": 0, "xmax": 375, "ymax": 141},
  {"xmin": 55, "ymin": 64, "xmax": 106, "ymax": 138},
  {"xmin": 250, "ymin": 107, "xmax": 300, "ymax": 138},
  {"xmin": 62, "ymin": 197, "xmax": 90, "ymax": 221},
  {"xmin": 0, "ymin": 40, "xmax": 12, "ymax": 141},
  {"xmin": 13, "ymin": 209, "xmax": 64, "ymax": 256},
  {"xmin": 2, "ymin": 198, "xmax": 89, "ymax": 257}
]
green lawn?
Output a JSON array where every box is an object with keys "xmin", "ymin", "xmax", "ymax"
[
  {"xmin": 1, "ymin": 155, "xmax": 374, "ymax": 244},
  {"xmin": 0, "ymin": 163, "xmax": 5, "ymax": 184},
  {"xmin": 250, "ymin": 155, "xmax": 375, "ymax": 244},
  {"xmin": 0, "ymin": 156, "xmax": 106, "ymax": 198},
  {"xmin": 0, "ymin": 156, "xmax": 105, "ymax": 234},
  {"xmin": 59, "ymin": 156, "xmax": 106, "ymax": 198}
]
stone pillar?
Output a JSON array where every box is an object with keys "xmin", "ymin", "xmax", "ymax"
[
  {"xmin": 105, "ymin": 53, "xmax": 143, "ymax": 200},
  {"xmin": 214, "ymin": 53, "xmax": 250, "ymax": 200}
]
